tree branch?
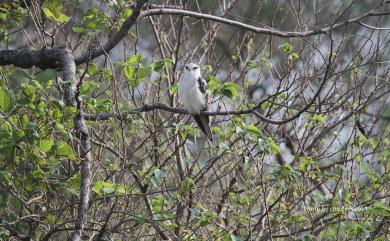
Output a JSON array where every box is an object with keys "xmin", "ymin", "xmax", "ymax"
[
  {"xmin": 56, "ymin": 50, "xmax": 93, "ymax": 241},
  {"xmin": 0, "ymin": 48, "xmax": 62, "ymax": 69},
  {"xmin": 140, "ymin": 5, "xmax": 390, "ymax": 37},
  {"xmin": 83, "ymin": 94, "xmax": 322, "ymax": 125}
]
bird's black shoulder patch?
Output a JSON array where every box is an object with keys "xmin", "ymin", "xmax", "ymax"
[{"xmin": 197, "ymin": 77, "xmax": 206, "ymax": 94}]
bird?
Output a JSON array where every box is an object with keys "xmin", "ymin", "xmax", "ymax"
[{"xmin": 178, "ymin": 63, "xmax": 213, "ymax": 141}]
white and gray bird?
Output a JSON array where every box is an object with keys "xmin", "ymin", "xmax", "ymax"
[{"xmin": 178, "ymin": 63, "xmax": 213, "ymax": 141}]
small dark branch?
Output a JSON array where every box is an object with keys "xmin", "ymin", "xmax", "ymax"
[
  {"xmin": 94, "ymin": 199, "xmax": 117, "ymax": 241},
  {"xmin": 367, "ymin": 217, "xmax": 389, "ymax": 241},
  {"xmin": 74, "ymin": 0, "xmax": 149, "ymax": 65},
  {"xmin": 217, "ymin": 176, "xmax": 238, "ymax": 227}
]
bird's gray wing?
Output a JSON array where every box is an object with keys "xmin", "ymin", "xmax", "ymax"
[
  {"xmin": 197, "ymin": 77, "xmax": 206, "ymax": 94},
  {"xmin": 194, "ymin": 77, "xmax": 213, "ymax": 141}
]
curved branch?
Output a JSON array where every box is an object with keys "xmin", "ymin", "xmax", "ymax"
[
  {"xmin": 140, "ymin": 5, "xmax": 390, "ymax": 37},
  {"xmin": 358, "ymin": 21, "xmax": 390, "ymax": 30}
]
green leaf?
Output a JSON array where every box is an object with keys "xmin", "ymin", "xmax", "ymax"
[
  {"xmin": 80, "ymin": 81, "xmax": 100, "ymax": 95},
  {"xmin": 95, "ymin": 181, "xmax": 115, "ymax": 194},
  {"xmin": 246, "ymin": 124, "xmax": 261, "ymax": 135},
  {"xmin": 121, "ymin": 8, "xmax": 133, "ymax": 19},
  {"xmin": 42, "ymin": 0, "xmax": 69, "ymax": 23},
  {"xmin": 151, "ymin": 168, "xmax": 165, "ymax": 187},
  {"xmin": 297, "ymin": 156, "xmax": 314, "ymax": 171},
  {"xmin": 371, "ymin": 202, "xmax": 390, "ymax": 217},
  {"xmin": 181, "ymin": 178, "xmax": 194, "ymax": 195},
  {"xmin": 300, "ymin": 234, "xmax": 316, "ymax": 241},
  {"xmin": 289, "ymin": 52, "xmax": 300, "ymax": 60},
  {"xmin": 312, "ymin": 114, "xmax": 327, "ymax": 123},
  {"xmin": 22, "ymin": 84, "xmax": 36, "ymax": 101},
  {"xmin": 134, "ymin": 215, "xmax": 146, "ymax": 224},
  {"xmin": 137, "ymin": 65, "xmax": 152, "ymax": 79},
  {"xmin": 221, "ymin": 82, "xmax": 241, "ymax": 99},
  {"xmin": 72, "ymin": 26, "xmax": 85, "ymax": 33},
  {"xmin": 151, "ymin": 195, "xmax": 164, "ymax": 212},
  {"xmin": 127, "ymin": 55, "xmax": 144, "ymax": 65},
  {"xmin": 0, "ymin": 88, "xmax": 11, "ymax": 112},
  {"xmin": 269, "ymin": 141, "xmax": 281, "ymax": 155},
  {"xmin": 124, "ymin": 65, "xmax": 135, "ymax": 86},
  {"xmin": 279, "ymin": 42, "xmax": 293, "ymax": 53},
  {"xmin": 13, "ymin": 68, "xmax": 31, "ymax": 79},
  {"xmin": 204, "ymin": 64, "xmax": 213, "ymax": 72},
  {"xmin": 168, "ymin": 84, "xmax": 178, "ymax": 95},
  {"xmin": 152, "ymin": 59, "xmax": 173, "ymax": 72},
  {"xmin": 124, "ymin": 64, "xmax": 134, "ymax": 79},
  {"xmin": 57, "ymin": 141, "xmax": 76, "ymax": 160},
  {"xmin": 92, "ymin": 181, "xmax": 126, "ymax": 195},
  {"xmin": 206, "ymin": 75, "xmax": 221, "ymax": 91},
  {"xmin": 87, "ymin": 64, "xmax": 98, "ymax": 76},
  {"xmin": 38, "ymin": 138, "xmax": 53, "ymax": 153},
  {"xmin": 42, "ymin": 7, "xmax": 69, "ymax": 23},
  {"xmin": 35, "ymin": 68, "xmax": 56, "ymax": 83}
]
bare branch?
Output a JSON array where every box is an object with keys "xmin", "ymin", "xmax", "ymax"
[
  {"xmin": 140, "ymin": 6, "xmax": 390, "ymax": 37},
  {"xmin": 358, "ymin": 21, "xmax": 390, "ymax": 30}
]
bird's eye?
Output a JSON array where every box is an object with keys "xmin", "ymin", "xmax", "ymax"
[
  {"xmin": 193, "ymin": 66, "xmax": 198, "ymax": 70},
  {"xmin": 185, "ymin": 66, "xmax": 189, "ymax": 71}
]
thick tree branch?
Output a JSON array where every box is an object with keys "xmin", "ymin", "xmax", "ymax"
[
  {"xmin": 71, "ymin": 113, "xmax": 92, "ymax": 241},
  {"xmin": 140, "ymin": 5, "xmax": 390, "ymax": 37},
  {"xmin": 56, "ymin": 50, "xmax": 92, "ymax": 241},
  {"xmin": 0, "ymin": 48, "xmax": 62, "ymax": 69}
]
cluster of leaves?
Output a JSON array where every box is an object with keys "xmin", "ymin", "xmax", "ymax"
[
  {"xmin": 0, "ymin": 1, "xmax": 26, "ymax": 41},
  {"xmin": 42, "ymin": 0, "xmax": 69, "ymax": 23},
  {"xmin": 0, "ymin": 66, "xmax": 80, "ymax": 236},
  {"xmin": 123, "ymin": 55, "xmax": 173, "ymax": 87},
  {"xmin": 279, "ymin": 42, "xmax": 300, "ymax": 60},
  {"xmin": 207, "ymin": 75, "xmax": 242, "ymax": 99}
]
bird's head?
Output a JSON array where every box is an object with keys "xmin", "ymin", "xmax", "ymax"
[{"xmin": 184, "ymin": 63, "xmax": 201, "ymax": 76}]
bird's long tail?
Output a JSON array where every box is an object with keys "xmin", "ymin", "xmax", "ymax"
[{"xmin": 193, "ymin": 114, "xmax": 213, "ymax": 141}]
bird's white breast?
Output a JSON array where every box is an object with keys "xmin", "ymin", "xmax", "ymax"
[{"xmin": 179, "ymin": 72, "xmax": 205, "ymax": 115}]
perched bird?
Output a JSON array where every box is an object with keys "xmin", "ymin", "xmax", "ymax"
[{"xmin": 178, "ymin": 63, "xmax": 213, "ymax": 141}]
